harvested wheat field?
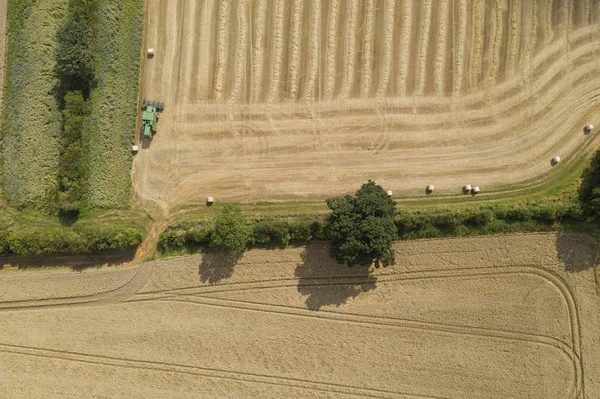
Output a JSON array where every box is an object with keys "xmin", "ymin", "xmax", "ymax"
[
  {"xmin": 135, "ymin": 0, "xmax": 600, "ymax": 208},
  {"xmin": 0, "ymin": 233, "xmax": 599, "ymax": 398}
]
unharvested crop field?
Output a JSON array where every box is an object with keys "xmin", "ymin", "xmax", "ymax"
[
  {"xmin": 1, "ymin": 0, "xmax": 66, "ymax": 208},
  {"xmin": 0, "ymin": 233, "xmax": 598, "ymax": 398},
  {"xmin": 136, "ymin": 0, "xmax": 600, "ymax": 209}
]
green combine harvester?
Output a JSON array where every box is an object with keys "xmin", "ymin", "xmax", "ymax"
[{"xmin": 141, "ymin": 100, "xmax": 164, "ymax": 139}]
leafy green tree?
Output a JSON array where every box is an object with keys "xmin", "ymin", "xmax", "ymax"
[
  {"xmin": 210, "ymin": 204, "xmax": 252, "ymax": 253},
  {"xmin": 325, "ymin": 181, "xmax": 397, "ymax": 267},
  {"xmin": 579, "ymin": 150, "xmax": 600, "ymax": 220}
]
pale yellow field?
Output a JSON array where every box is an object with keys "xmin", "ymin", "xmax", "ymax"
[
  {"xmin": 0, "ymin": 234, "xmax": 598, "ymax": 398},
  {"xmin": 134, "ymin": 0, "xmax": 600, "ymax": 211}
]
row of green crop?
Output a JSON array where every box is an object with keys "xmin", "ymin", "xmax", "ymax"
[
  {"xmin": 86, "ymin": 0, "xmax": 143, "ymax": 208},
  {"xmin": 1, "ymin": 0, "xmax": 67, "ymax": 210},
  {"xmin": 157, "ymin": 202, "xmax": 586, "ymax": 256}
]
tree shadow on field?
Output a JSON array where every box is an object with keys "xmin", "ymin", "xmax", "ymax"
[
  {"xmin": 294, "ymin": 242, "xmax": 376, "ymax": 311},
  {"xmin": 555, "ymin": 232, "xmax": 599, "ymax": 272},
  {"xmin": 199, "ymin": 251, "xmax": 243, "ymax": 284}
]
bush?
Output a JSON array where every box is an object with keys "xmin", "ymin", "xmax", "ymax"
[
  {"xmin": 579, "ymin": 149, "xmax": 600, "ymax": 219},
  {"xmin": 252, "ymin": 219, "xmax": 291, "ymax": 247},
  {"xmin": 210, "ymin": 204, "xmax": 252, "ymax": 253},
  {"xmin": 326, "ymin": 181, "xmax": 397, "ymax": 267},
  {"xmin": 463, "ymin": 209, "xmax": 494, "ymax": 227}
]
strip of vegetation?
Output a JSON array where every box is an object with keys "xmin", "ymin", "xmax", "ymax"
[
  {"xmin": 86, "ymin": 0, "xmax": 143, "ymax": 208},
  {"xmin": 0, "ymin": 0, "xmax": 146, "ymax": 259},
  {"xmin": 1, "ymin": 0, "xmax": 67, "ymax": 210},
  {"xmin": 54, "ymin": 0, "xmax": 96, "ymax": 215},
  {"xmin": 0, "ymin": 208, "xmax": 146, "ymax": 256},
  {"xmin": 157, "ymin": 200, "xmax": 586, "ymax": 257}
]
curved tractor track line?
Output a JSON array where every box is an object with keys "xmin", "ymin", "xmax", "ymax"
[
  {"xmin": 133, "ymin": 264, "xmax": 584, "ymax": 397},
  {"xmin": 0, "ymin": 264, "xmax": 584, "ymax": 397},
  {"xmin": 0, "ymin": 264, "xmax": 154, "ymax": 311},
  {"xmin": 137, "ymin": 265, "xmax": 580, "ymax": 348},
  {"xmin": 0, "ymin": 343, "xmax": 441, "ymax": 399}
]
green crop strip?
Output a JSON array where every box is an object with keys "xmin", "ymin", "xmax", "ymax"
[
  {"xmin": 86, "ymin": 0, "xmax": 143, "ymax": 209},
  {"xmin": 1, "ymin": 0, "xmax": 67, "ymax": 210}
]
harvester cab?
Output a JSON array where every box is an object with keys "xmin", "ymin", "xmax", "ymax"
[{"xmin": 141, "ymin": 100, "xmax": 164, "ymax": 139}]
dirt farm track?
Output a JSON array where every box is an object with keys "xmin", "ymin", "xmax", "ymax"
[
  {"xmin": 135, "ymin": 0, "xmax": 600, "ymax": 209},
  {"xmin": 0, "ymin": 234, "xmax": 599, "ymax": 398}
]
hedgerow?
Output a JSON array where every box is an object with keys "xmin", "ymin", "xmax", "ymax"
[
  {"xmin": 157, "ymin": 203, "xmax": 585, "ymax": 256},
  {"xmin": 0, "ymin": 223, "xmax": 144, "ymax": 256}
]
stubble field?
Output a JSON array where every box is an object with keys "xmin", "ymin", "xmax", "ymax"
[
  {"xmin": 0, "ymin": 233, "xmax": 598, "ymax": 398},
  {"xmin": 135, "ymin": 0, "xmax": 600, "ymax": 210}
]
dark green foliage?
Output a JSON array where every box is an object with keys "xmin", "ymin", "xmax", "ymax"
[
  {"xmin": 74, "ymin": 224, "xmax": 143, "ymax": 252},
  {"xmin": 55, "ymin": 0, "xmax": 96, "ymax": 96},
  {"xmin": 157, "ymin": 217, "xmax": 326, "ymax": 255},
  {"xmin": 252, "ymin": 219, "xmax": 291, "ymax": 247},
  {"xmin": 57, "ymin": 91, "xmax": 88, "ymax": 214},
  {"xmin": 157, "ymin": 199, "xmax": 588, "ymax": 257},
  {"xmin": 0, "ymin": 224, "xmax": 143, "ymax": 256},
  {"xmin": 579, "ymin": 149, "xmax": 600, "ymax": 220},
  {"xmin": 55, "ymin": 19, "xmax": 94, "ymax": 94},
  {"xmin": 210, "ymin": 204, "xmax": 252, "ymax": 253},
  {"xmin": 325, "ymin": 181, "xmax": 397, "ymax": 267},
  {"xmin": 157, "ymin": 225, "xmax": 212, "ymax": 253}
]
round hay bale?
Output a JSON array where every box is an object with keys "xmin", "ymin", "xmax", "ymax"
[
  {"xmin": 471, "ymin": 186, "xmax": 480, "ymax": 194},
  {"xmin": 552, "ymin": 156, "xmax": 561, "ymax": 164},
  {"xmin": 386, "ymin": 190, "xmax": 393, "ymax": 197},
  {"xmin": 131, "ymin": 145, "xmax": 139, "ymax": 153},
  {"xmin": 147, "ymin": 48, "xmax": 154, "ymax": 57},
  {"xmin": 426, "ymin": 185, "xmax": 434, "ymax": 191},
  {"xmin": 206, "ymin": 196, "xmax": 214, "ymax": 206},
  {"xmin": 463, "ymin": 184, "xmax": 472, "ymax": 191},
  {"xmin": 584, "ymin": 124, "xmax": 594, "ymax": 133}
]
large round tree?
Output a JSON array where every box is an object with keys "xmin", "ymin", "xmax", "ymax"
[
  {"xmin": 210, "ymin": 204, "xmax": 252, "ymax": 253},
  {"xmin": 325, "ymin": 181, "xmax": 397, "ymax": 267}
]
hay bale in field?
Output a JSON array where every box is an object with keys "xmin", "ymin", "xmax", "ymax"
[
  {"xmin": 584, "ymin": 124, "xmax": 594, "ymax": 133},
  {"xmin": 206, "ymin": 196, "xmax": 214, "ymax": 206},
  {"xmin": 463, "ymin": 184, "xmax": 472, "ymax": 192},
  {"xmin": 551, "ymin": 156, "xmax": 561, "ymax": 166},
  {"xmin": 426, "ymin": 185, "xmax": 434, "ymax": 194},
  {"xmin": 131, "ymin": 145, "xmax": 139, "ymax": 153},
  {"xmin": 386, "ymin": 190, "xmax": 393, "ymax": 197},
  {"xmin": 147, "ymin": 48, "xmax": 154, "ymax": 57},
  {"xmin": 471, "ymin": 186, "xmax": 480, "ymax": 195}
]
